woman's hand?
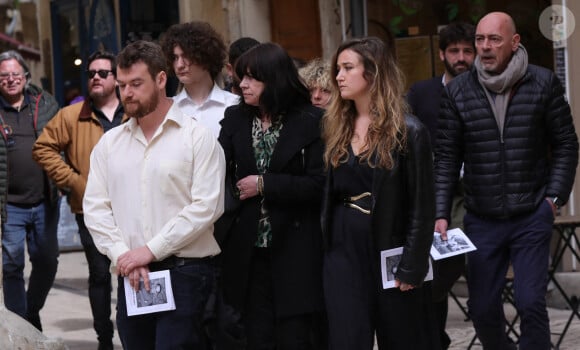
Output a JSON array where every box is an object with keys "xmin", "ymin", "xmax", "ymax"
[
  {"xmin": 237, "ymin": 175, "xmax": 260, "ymax": 200},
  {"xmin": 394, "ymin": 279, "xmax": 415, "ymax": 292}
]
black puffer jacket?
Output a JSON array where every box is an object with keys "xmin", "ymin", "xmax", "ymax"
[{"xmin": 435, "ymin": 65, "xmax": 578, "ymax": 220}]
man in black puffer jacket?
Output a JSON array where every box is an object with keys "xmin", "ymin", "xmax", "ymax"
[{"xmin": 434, "ymin": 12, "xmax": 578, "ymax": 350}]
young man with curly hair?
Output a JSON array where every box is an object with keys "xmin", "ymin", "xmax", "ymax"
[{"xmin": 161, "ymin": 21, "xmax": 239, "ymax": 137}]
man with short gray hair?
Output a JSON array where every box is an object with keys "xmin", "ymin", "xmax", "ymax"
[{"xmin": 0, "ymin": 50, "xmax": 60, "ymax": 331}]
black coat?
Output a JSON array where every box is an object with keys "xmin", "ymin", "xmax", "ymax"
[
  {"xmin": 435, "ymin": 65, "xmax": 579, "ymax": 220},
  {"xmin": 217, "ymin": 103, "xmax": 325, "ymax": 318},
  {"xmin": 321, "ymin": 115, "xmax": 435, "ymax": 286},
  {"xmin": 407, "ymin": 75, "xmax": 444, "ymax": 149}
]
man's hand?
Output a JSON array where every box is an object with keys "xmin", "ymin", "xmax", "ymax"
[
  {"xmin": 127, "ymin": 266, "xmax": 151, "ymax": 292},
  {"xmin": 434, "ymin": 218, "xmax": 449, "ymax": 240},
  {"xmin": 545, "ymin": 197, "xmax": 558, "ymax": 217},
  {"xmin": 117, "ymin": 246, "xmax": 155, "ymax": 277}
]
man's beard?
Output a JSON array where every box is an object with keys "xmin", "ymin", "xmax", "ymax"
[
  {"xmin": 123, "ymin": 90, "xmax": 159, "ymax": 119},
  {"xmin": 443, "ymin": 58, "xmax": 470, "ymax": 78},
  {"xmin": 89, "ymin": 86, "xmax": 114, "ymax": 101}
]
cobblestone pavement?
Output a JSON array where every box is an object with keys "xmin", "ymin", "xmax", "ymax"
[
  {"xmin": 446, "ymin": 295, "xmax": 580, "ymax": 349},
  {"xmin": 28, "ymin": 251, "xmax": 580, "ymax": 349}
]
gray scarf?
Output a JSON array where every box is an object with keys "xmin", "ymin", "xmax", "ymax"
[{"xmin": 475, "ymin": 44, "xmax": 528, "ymax": 138}]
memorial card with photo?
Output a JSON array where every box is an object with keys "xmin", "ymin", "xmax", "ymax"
[
  {"xmin": 380, "ymin": 246, "xmax": 433, "ymax": 289},
  {"xmin": 430, "ymin": 228, "xmax": 477, "ymax": 260},
  {"xmin": 124, "ymin": 269, "xmax": 176, "ymax": 316}
]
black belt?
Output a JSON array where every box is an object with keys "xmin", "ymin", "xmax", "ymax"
[
  {"xmin": 343, "ymin": 192, "xmax": 372, "ymax": 215},
  {"xmin": 149, "ymin": 255, "xmax": 214, "ymax": 271},
  {"xmin": 8, "ymin": 201, "xmax": 44, "ymax": 209}
]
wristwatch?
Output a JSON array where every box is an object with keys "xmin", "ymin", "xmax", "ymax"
[{"xmin": 551, "ymin": 196, "xmax": 563, "ymax": 209}]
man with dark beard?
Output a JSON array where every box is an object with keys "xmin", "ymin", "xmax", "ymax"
[
  {"xmin": 406, "ymin": 21, "xmax": 475, "ymax": 350},
  {"xmin": 83, "ymin": 40, "xmax": 225, "ymax": 349},
  {"xmin": 33, "ymin": 51, "xmax": 125, "ymax": 350},
  {"xmin": 407, "ymin": 21, "xmax": 475, "ymax": 148}
]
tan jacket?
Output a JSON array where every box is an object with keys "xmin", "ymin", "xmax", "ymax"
[{"xmin": 33, "ymin": 100, "xmax": 127, "ymax": 213}]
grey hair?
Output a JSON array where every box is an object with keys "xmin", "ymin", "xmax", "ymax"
[{"xmin": 0, "ymin": 50, "xmax": 31, "ymax": 84}]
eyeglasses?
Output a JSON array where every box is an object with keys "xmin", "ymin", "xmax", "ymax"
[
  {"xmin": 0, "ymin": 72, "xmax": 24, "ymax": 81},
  {"xmin": 86, "ymin": 70, "xmax": 113, "ymax": 79}
]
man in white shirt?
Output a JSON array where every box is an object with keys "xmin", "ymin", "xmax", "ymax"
[
  {"xmin": 161, "ymin": 21, "xmax": 239, "ymax": 137},
  {"xmin": 33, "ymin": 50, "xmax": 125, "ymax": 350},
  {"xmin": 83, "ymin": 40, "xmax": 225, "ymax": 349}
]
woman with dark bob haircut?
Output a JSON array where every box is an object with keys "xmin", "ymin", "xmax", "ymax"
[{"xmin": 216, "ymin": 42, "xmax": 326, "ymax": 349}]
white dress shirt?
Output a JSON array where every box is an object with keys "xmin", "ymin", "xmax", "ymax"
[
  {"xmin": 173, "ymin": 83, "xmax": 239, "ymax": 137},
  {"xmin": 83, "ymin": 103, "xmax": 225, "ymax": 269}
]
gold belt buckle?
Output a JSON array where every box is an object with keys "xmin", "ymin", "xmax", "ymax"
[{"xmin": 345, "ymin": 192, "xmax": 371, "ymax": 215}]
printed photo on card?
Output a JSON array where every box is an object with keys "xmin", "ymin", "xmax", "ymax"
[
  {"xmin": 430, "ymin": 228, "xmax": 477, "ymax": 260},
  {"xmin": 124, "ymin": 269, "xmax": 176, "ymax": 316},
  {"xmin": 380, "ymin": 247, "xmax": 433, "ymax": 289}
]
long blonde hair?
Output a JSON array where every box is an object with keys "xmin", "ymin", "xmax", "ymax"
[{"xmin": 323, "ymin": 37, "xmax": 408, "ymax": 169}]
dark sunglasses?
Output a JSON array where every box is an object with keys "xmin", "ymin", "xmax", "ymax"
[{"xmin": 86, "ymin": 69, "xmax": 113, "ymax": 79}]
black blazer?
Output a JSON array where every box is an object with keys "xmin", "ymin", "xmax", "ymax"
[
  {"xmin": 406, "ymin": 75, "xmax": 444, "ymax": 149},
  {"xmin": 217, "ymin": 103, "xmax": 325, "ymax": 318},
  {"xmin": 321, "ymin": 115, "xmax": 435, "ymax": 286}
]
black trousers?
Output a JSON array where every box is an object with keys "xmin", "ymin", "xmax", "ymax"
[
  {"xmin": 324, "ymin": 278, "xmax": 439, "ymax": 349},
  {"xmin": 432, "ymin": 254, "xmax": 465, "ymax": 349},
  {"xmin": 324, "ymin": 242, "xmax": 440, "ymax": 350},
  {"xmin": 464, "ymin": 203, "xmax": 553, "ymax": 350},
  {"xmin": 244, "ymin": 248, "xmax": 324, "ymax": 350},
  {"xmin": 76, "ymin": 214, "xmax": 114, "ymax": 346}
]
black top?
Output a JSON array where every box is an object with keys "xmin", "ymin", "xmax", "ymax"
[
  {"xmin": 333, "ymin": 146, "xmax": 374, "ymax": 199},
  {"xmin": 0, "ymin": 94, "xmax": 44, "ymax": 205},
  {"xmin": 331, "ymin": 147, "xmax": 374, "ymax": 241},
  {"xmin": 92, "ymin": 102, "xmax": 124, "ymax": 132},
  {"xmin": 406, "ymin": 75, "xmax": 444, "ymax": 149}
]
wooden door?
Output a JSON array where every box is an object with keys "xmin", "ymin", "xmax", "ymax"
[{"xmin": 269, "ymin": 0, "xmax": 322, "ymax": 63}]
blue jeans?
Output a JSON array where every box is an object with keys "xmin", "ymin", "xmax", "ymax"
[
  {"xmin": 76, "ymin": 214, "xmax": 114, "ymax": 346},
  {"xmin": 116, "ymin": 259, "xmax": 216, "ymax": 350},
  {"xmin": 2, "ymin": 201, "xmax": 59, "ymax": 330},
  {"xmin": 464, "ymin": 200, "xmax": 553, "ymax": 350}
]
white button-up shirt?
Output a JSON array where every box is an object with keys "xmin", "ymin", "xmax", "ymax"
[
  {"xmin": 173, "ymin": 83, "xmax": 239, "ymax": 137},
  {"xmin": 83, "ymin": 103, "xmax": 225, "ymax": 268}
]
